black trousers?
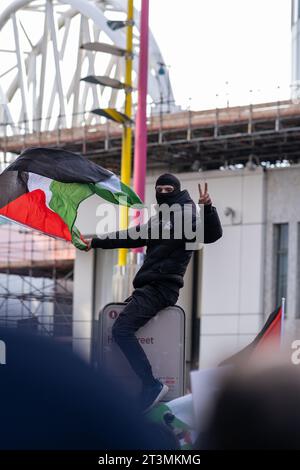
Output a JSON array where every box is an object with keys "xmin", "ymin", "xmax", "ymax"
[{"xmin": 112, "ymin": 282, "xmax": 179, "ymax": 387}]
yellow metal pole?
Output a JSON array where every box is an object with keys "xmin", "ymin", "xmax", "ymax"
[{"xmin": 118, "ymin": 0, "xmax": 133, "ymax": 266}]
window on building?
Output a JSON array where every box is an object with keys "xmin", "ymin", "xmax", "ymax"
[{"xmin": 274, "ymin": 223, "xmax": 289, "ymax": 309}]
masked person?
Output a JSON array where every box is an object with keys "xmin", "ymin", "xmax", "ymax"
[{"xmin": 87, "ymin": 173, "xmax": 222, "ymax": 411}]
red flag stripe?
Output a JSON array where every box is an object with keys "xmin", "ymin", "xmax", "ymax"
[
  {"xmin": 258, "ymin": 306, "xmax": 282, "ymax": 344},
  {"xmin": 0, "ymin": 189, "xmax": 72, "ymax": 241}
]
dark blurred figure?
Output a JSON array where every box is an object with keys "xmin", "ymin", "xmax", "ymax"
[
  {"xmin": 0, "ymin": 327, "xmax": 178, "ymax": 450},
  {"xmin": 197, "ymin": 365, "xmax": 300, "ymax": 450}
]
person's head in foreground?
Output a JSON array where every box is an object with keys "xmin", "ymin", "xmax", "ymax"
[
  {"xmin": 198, "ymin": 363, "xmax": 300, "ymax": 450},
  {"xmin": 0, "ymin": 327, "xmax": 178, "ymax": 450}
]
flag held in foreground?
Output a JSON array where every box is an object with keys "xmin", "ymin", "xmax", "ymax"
[
  {"xmin": 0, "ymin": 147, "xmax": 143, "ymax": 250},
  {"xmin": 219, "ymin": 305, "xmax": 283, "ymax": 367}
]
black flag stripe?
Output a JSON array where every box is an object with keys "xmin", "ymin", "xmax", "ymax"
[
  {"xmin": 4, "ymin": 148, "xmax": 113, "ymax": 184},
  {"xmin": 0, "ymin": 171, "xmax": 28, "ymax": 209}
]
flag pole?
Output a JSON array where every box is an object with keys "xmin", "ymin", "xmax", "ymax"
[
  {"xmin": 118, "ymin": 0, "xmax": 134, "ymax": 267},
  {"xmin": 280, "ymin": 296, "xmax": 286, "ymax": 348},
  {"xmin": 133, "ymin": 0, "xmax": 149, "ymax": 237},
  {"xmin": 126, "ymin": 0, "xmax": 149, "ymax": 272}
]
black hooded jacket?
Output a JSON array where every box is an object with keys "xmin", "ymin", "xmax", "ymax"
[{"xmin": 91, "ymin": 189, "xmax": 222, "ymax": 289}]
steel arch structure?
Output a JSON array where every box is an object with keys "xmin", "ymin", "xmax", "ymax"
[{"xmin": 0, "ymin": 0, "xmax": 175, "ymax": 135}]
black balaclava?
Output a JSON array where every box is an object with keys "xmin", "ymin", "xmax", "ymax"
[{"xmin": 155, "ymin": 173, "xmax": 181, "ymax": 205}]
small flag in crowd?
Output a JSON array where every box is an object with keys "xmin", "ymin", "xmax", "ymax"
[
  {"xmin": 219, "ymin": 305, "xmax": 283, "ymax": 366},
  {"xmin": 146, "ymin": 401, "xmax": 195, "ymax": 450}
]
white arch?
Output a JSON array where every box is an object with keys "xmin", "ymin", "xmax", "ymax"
[{"xmin": 0, "ymin": 0, "xmax": 176, "ymax": 133}]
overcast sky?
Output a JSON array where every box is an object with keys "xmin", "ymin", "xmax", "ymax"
[
  {"xmin": 0, "ymin": 0, "xmax": 292, "ymax": 111},
  {"xmin": 148, "ymin": 0, "xmax": 291, "ymax": 109}
]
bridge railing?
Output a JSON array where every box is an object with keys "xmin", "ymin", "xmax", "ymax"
[{"xmin": 0, "ymin": 99, "xmax": 298, "ymax": 158}]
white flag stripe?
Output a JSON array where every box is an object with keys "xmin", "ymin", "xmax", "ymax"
[
  {"xmin": 27, "ymin": 173, "xmax": 54, "ymax": 211},
  {"xmin": 96, "ymin": 174, "xmax": 121, "ymax": 193}
]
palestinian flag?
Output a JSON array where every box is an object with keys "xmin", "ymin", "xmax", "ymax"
[
  {"xmin": 0, "ymin": 147, "xmax": 142, "ymax": 250},
  {"xmin": 219, "ymin": 306, "xmax": 283, "ymax": 366},
  {"xmin": 146, "ymin": 402, "xmax": 195, "ymax": 450}
]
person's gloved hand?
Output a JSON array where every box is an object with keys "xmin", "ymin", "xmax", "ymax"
[{"xmin": 198, "ymin": 182, "xmax": 212, "ymax": 205}]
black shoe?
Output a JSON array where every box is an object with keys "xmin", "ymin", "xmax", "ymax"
[{"xmin": 140, "ymin": 379, "xmax": 169, "ymax": 413}]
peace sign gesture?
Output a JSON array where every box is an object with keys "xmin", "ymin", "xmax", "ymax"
[{"xmin": 198, "ymin": 182, "xmax": 212, "ymax": 205}]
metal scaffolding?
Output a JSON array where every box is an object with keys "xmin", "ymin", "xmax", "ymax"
[{"xmin": 0, "ymin": 220, "xmax": 75, "ymax": 343}]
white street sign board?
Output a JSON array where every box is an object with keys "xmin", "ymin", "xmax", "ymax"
[{"xmin": 98, "ymin": 303, "xmax": 185, "ymax": 401}]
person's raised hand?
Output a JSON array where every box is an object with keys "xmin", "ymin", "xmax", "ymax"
[{"xmin": 198, "ymin": 182, "xmax": 212, "ymax": 205}]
